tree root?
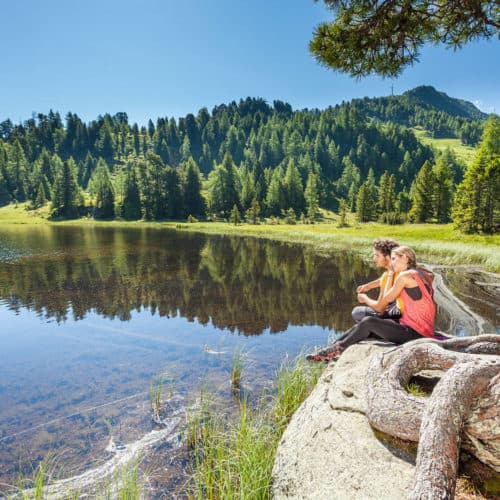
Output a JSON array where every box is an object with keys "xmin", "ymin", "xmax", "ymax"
[{"xmin": 365, "ymin": 335, "xmax": 500, "ymax": 499}]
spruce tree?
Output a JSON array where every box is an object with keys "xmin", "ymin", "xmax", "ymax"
[
  {"xmin": 164, "ymin": 167, "xmax": 183, "ymax": 219},
  {"xmin": 229, "ymin": 204, "xmax": 241, "ymax": 225},
  {"xmin": 51, "ymin": 158, "xmax": 82, "ymax": 218},
  {"xmin": 433, "ymin": 156, "xmax": 454, "ymax": 223},
  {"xmin": 377, "ymin": 171, "xmax": 396, "ymax": 219},
  {"xmin": 34, "ymin": 181, "xmax": 47, "ymax": 208},
  {"xmin": 283, "ymin": 158, "xmax": 305, "ymax": 214},
  {"xmin": 245, "ymin": 197, "xmax": 261, "ymax": 224},
  {"xmin": 183, "ymin": 157, "xmax": 205, "ymax": 218},
  {"xmin": 452, "ymin": 116, "xmax": 499, "ymax": 233},
  {"xmin": 409, "ymin": 160, "xmax": 436, "ymax": 222},
  {"xmin": 121, "ymin": 167, "xmax": 142, "ymax": 220},
  {"xmin": 95, "ymin": 168, "xmax": 115, "ymax": 219},
  {"xmin": 304, "ymin": 172, "xmax": 320, "ymax": 219},
  {"xmin": 356, "ymin": 181, "xmax": 377, "ymax": 222},
  {"xmin": 265, "ymin": 168, "xmax": 286, "ymax": 216},
  {"xmin": 8, "ymin": 140, "xmax": 28, "ymax": 201}
]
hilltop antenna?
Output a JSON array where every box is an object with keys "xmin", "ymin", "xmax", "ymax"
[{"xmin": 391, "ymin": 84, "xmax": 394, "ymax": 96}]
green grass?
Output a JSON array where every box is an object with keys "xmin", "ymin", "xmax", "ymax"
[
  {"xmin": 404, "ymin": 382, "xmax": 430, "ymax": 398},
  {"xmin": 230, "ymin": 349, "xmax": 245, "ymax": 390},
  {"xmin": 412, "ymin": 126, "xmax": 477, "ymax": 165},
  {"xmin": 0, "ymin": 201, "xmax": 51, "ymax": 223},
  {"xmin": 188, "ymin": 357, "xmax": 323, "ymax": 499},
  {"xmin": 170, "ymin": 220, "xmax": 500, "ymax": 272},
  {"xmin": 9, "ymin": 457, "xmax": 143, "ymax": 499},
  {"xmin": 150, "ymin": 372, "xmax": 167, "ymax": 422}
]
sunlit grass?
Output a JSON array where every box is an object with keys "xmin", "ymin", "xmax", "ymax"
[
  {"xmin": 404, "ymin": 382, "xmax": 430, "ymax": 398},
  {"xmin": 412, "ymin": 126, "xmax": 477, "ymax": 165},
  {"xmin": 169, "ymin": 221, "xmax": 500, "ymax": 272},
  {"xmin": 0, "ymin": 201, "xmax": 50, "ymax": 223},
  {"xmin": 230, "ymin": 348, "xmax": 245, "ymax": 390},
  {"xmin": 188, "ymin": 356, "xmax": 324, "ymax": 499}
]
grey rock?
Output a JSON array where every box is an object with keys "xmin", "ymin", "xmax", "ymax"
[{"xmin": 272, "ymin": 342, "xmax": 415, "ymax": 500}]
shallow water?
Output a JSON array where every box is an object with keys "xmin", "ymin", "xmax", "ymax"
[{"xmin": 0, "ymin": 225, "xmax": 497, "ymax": 496}]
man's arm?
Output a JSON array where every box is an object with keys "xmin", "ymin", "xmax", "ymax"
[
  {"xmin": 358, "ymin": 273, "xmax": 408, "ymax": 313},
  {"xmin": 356, "ymin": 277, "xmax": 381, "ymax": 294}
]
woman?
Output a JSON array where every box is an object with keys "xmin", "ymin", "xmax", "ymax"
[{"xmin": 307, "ymin": 246, "xmax": 436, "ymax": 363}]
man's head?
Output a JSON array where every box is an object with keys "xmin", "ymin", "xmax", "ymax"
[{"xmin": 372, "ymin": 238, "xmax": 399, "ymax": 269}]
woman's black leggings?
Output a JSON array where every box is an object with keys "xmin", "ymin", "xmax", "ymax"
[{"xmin": 336, "ymin": 316, "xmax": 423, "ymax": 349}]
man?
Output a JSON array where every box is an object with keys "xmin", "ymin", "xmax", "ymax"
[{"xmin": 352, "ymin": 238, "xmax": 401, "ymax": 322}]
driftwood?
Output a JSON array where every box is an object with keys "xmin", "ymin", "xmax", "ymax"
[{"xmin": 366, "ymin": 335, "xmax": 500, "ymax": 499}]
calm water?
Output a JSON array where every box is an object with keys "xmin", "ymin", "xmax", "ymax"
[{"xmin": 0, "ymin": 225, "xmax": 497, "ymax": 496}]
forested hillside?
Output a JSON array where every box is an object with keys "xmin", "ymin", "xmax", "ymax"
[{"xmin": 0, "ymin": 88, "xmax": 497, "ymax": 232}]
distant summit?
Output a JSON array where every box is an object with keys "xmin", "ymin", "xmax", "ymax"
[{"xmin": 402, "ymin": 86, "xmax": 487, "ymax": 121}]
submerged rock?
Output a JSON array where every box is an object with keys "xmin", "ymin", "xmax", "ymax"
[{"xmin": 272, "ymin": 342, "xmax": 415, "ymax": 499}]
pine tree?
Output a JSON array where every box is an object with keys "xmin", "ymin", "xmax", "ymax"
[
  {"xmin": 51, "ymin": 158, "xmax": 82, "ymax": 218},
  {"xmin": 452, "ymin": 116, "xmax": 499, "ymax": 233},
  {"xmin": 207, "ymin": 153, "xmax": 239, "ymax": 215},
  {"xmin": 8, "ymin": 140, "xmax": 28, "ymax": 201},
  {"xmin": 245, "ymin": 197, "xmax": 261, "ymax": 224},
  {"xmin": 95, "ymin": 166, "xmax": 115, "ymax": 219},
  {"xmin": 164, "ymin": 167, "xmax": 183, "ymax": 219},
  {"xmin": 433, "ymin": 156, "xmax": 454, "ymax": 223},
  {"xmin": 377, "ymin": 171, "xmax": 396, "ymax": 217},
  {"xmin": 304, "ymin": 172, "xmax": 320, "ymax": 219},
  {"xmin": 229, "ymin": 204, "xmax": 241, "ymax": 225},
  {"xmin": 409, "ymin": 160, "xmax": 436, "ymax": 222},
  {"xmin": 283, "ymin": 158, "xmax": 305, "ymax": 214},
  {"xmin": 356, "ymin": 182, "xmax": 377, "ymax": 222},
  {"xmin": 121, "ymin": 167, "xmax": 142, "ymax": 220},
  {"xmin": 33, "ymin": 181, "xmax": 47, "ymax": 208},
  {"xmin": 239, "ymin": 165, "xmax": 255, "ymax": 211},
  {"xmin": 183, "ymin": 157, "xmax": 205, "ymax": 218},
  {"xmin": 265, "ymin": 168, "xmax": 286, "ymax": 216}
]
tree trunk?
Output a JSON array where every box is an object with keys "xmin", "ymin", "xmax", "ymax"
[{"xmin": 365, "ymin": 335, "xmax": 500, "ymax": 499}]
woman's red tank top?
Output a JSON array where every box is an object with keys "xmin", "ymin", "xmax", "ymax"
[{"xmin": 400, "ymin": 270, "xmax": 435, "ymax": 337}]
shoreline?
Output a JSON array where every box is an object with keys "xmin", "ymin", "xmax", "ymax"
[{"xmin": 1, "ymin": 207, "xmax": 499, "ymax": 272}]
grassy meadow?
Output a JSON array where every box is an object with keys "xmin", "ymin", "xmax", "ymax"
[{"xmin": 412, "ymin": 126, "xmax": 477, "ymax": 165}]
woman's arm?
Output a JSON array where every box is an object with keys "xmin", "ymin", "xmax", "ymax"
[{"xmin": 358, "ymin": 273, "xmax": 408, "ymax": 313}]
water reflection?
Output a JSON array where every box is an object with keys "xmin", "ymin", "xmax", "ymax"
[
  {"xmin": 0, "ymin": 225, "xmax": 374, "ymax": 334},
  {"xmin": 0, "ymin": 225, "xmax": 497, "ymax": 494}
]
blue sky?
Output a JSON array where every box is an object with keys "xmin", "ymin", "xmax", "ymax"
[{"xmin": 1, "ymin": 0, "xmax": 498, "ymax": 126}]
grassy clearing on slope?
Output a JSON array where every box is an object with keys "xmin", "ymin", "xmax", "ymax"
[{"xmin": 412, "ymin": 127, "xmax": 477, "ymax": 165}]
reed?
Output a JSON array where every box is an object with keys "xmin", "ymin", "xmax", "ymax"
[
  {"xmin": 188, "ymin": 356, "xmax": 324, "ymax": 499},
  {"xmin": 230, "ymin": 348, "xmax": 245, "ymax": 389},
  {"xmin": 149, "ymin": 372, "xmax": 167, "ymax": 422}
]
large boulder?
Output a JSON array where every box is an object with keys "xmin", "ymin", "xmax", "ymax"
[{"xmin": 272, "ymin": 342, "xmax": 416, "ymax": 499}]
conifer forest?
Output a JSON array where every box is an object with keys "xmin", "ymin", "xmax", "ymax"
[{"xmin": 0, "ymin": 86, "xmax": 498, "ymax": 233}]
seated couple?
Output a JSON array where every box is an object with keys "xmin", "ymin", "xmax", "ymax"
[{"xmin": 308, "ymin": 240, "xmax": 437, "ymax": 363}]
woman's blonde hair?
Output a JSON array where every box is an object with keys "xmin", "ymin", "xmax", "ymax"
[{"xmin": 392, "ymin": 246, "xmax": 417, "ymax": 269}]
